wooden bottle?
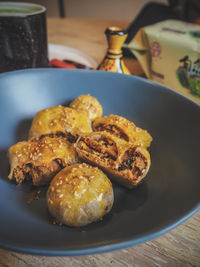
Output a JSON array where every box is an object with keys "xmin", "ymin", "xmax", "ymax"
[{"xmin": 97, "ymin": 26, "xmax": 130, "ymax": 74}]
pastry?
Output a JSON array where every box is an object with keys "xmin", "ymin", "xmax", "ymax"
[
  {"xmin": 29, "ymin": 105, "xmax": 92, "ymax": 142},
  {"xmin": 8, "ymin": 136, "xmax": 79, "ymax": 186},
  {"xmin": 92, "ymin": 114, "xmax": 152, "ymax": 148},
  {"xmin": 47, "ymin": 163, "xmax": 114, "ymax": 227},
  {"xmin": 69, "ymin": 94, "xmax": 103, "ymax": 121},
  {"xmin": 75, "ymin": 132, "xmax": 151, "ymax": 188}
]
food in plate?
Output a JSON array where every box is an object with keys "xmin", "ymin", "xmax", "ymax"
[
  {"xmin": 29, "ymin": 105, "xmax": 92, "ymax": 142},
  {"xmin": 69, "ymin": 94, "xmax": 103, "ymax": 121},
  {"xmin": 8, "ymin": 136, "xmax": 79, "ymax": 186},
  {"xmin": 7, "ymin": 94, "xmax": 152, "ymax": 227},
  {"xmin": 92, "ymin": 114, "xmax": 152, "ymax": 148},
  {"xmin": 47, "ymin": 163, "xmax": 114, "ymax": 227},
  {"xmin": 75, "ymin": 132, "xmax": 151, "ymax": 188}
]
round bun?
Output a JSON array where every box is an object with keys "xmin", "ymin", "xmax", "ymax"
[
  {"xmin": 69, "ymin": 94, "xmax": 103, "ymax": 121},
  {"xmin": 47, "ymin": 163, "xmax": 114, "ymax": 227}
]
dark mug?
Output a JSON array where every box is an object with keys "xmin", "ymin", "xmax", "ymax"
[{"xmin": 0, "ymin": 2, "xmax": 48, "ymax": 73}]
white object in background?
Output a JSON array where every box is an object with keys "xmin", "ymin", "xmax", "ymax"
[{"xmin": 48, "ymin": 43, "xmax": 98, "ymax": 69}]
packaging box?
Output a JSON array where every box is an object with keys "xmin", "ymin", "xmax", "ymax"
[{"xmin": 124, "ymin": 20, "xmax": 200, "ymax": 103}]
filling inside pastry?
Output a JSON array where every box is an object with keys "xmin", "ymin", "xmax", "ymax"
[
  {"xmin": 8, "ymin": 135, "xmax": 79, "ymax": 186},
  {"xmin": 93, "ymin": 123, "xmax": 129, "ymax": 142},
  {"xmin": 37, "ymin": 131, "xmax": 78, "ymax": 143},
  {"xmin": 12, "ymin": 158, "xmax": 65, "ymax": 186},
  {"xmin": 118, "ymin": 147, "xmax": 148, "ymax": 180},
  {"xmin": 77, "ymin": 134, "xmax": 118, "ymax": 164}
]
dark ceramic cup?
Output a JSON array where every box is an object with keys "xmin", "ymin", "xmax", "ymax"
[{"xmin": 0, "ymin": 2, "xmax": 48, "ymax": 73}]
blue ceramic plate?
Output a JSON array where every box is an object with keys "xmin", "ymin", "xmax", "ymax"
[{"xmin": 0, "ymin": 69, "xmax": 199, "ymax": 256}]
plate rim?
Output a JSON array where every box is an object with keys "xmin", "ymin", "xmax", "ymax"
[
  {"xmin": 0, "ymin": 68, "xmax": 199, "ymax": 108},
  {"xmin": 0, "ymin": 203, "xmax": 199, "ymax": 256}
]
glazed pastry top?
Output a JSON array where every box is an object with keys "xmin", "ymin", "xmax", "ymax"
[
  {"xmin": 47, "ymin": 163, "xmax": 113, "ymax": 226},
  {"xmin": 69, "ymin": 94, "xmax": 103, "ymax": 121},
  {"xmin": 92, "ymin": 114, "xmax": 152, "ymax": 148},
  {"xmin": 29, "ymin": 105, "xmax": 92, "ymax": 140},
  {"xmin": 8, "ymin": 136, "xmax": 78, "ymax": 179}
]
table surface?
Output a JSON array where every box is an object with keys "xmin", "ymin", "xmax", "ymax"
[{"xmin": 0, "ymin": 18, "xmax": 199, "ymax": 267}]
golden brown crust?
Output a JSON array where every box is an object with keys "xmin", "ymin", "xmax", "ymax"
[
  {"xmin": 29, "ymin": 105, "xmax": 92, "ymax": 141},
  {"xmin": 92, "ymin": 114, "xmax": 152, "ymax": 148},
  {"xmin": 69, "ymin": 94, "xmax": 103, "ymax": 121},
  {"xmin": 75, "ymin": 132, "xmax": 151, "ymax": 188},
  {"xmin": 47, "ymin": 163, "xmax": 114, "ymax": 227},
  {"xmin": 8, "ymin": 136, "xmax": 79, "ymax": 186}
]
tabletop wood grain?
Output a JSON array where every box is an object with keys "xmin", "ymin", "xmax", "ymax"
[{"xmin": 0, "ymin": 18, "xmax": 199, "ymax": 267}]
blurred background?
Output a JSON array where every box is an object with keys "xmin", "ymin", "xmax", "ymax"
[
  {"xmin": 1, "ymin": 0, "xmax": 200, "ymax": 22},
  {"xmin": 0, "ymin": 0, "xmax": 167, "ymax": 19}
]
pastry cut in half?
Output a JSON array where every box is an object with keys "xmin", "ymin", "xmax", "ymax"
[
  {"xmin": 47, "ymin": 163, "xmax": 114, "ymax": 227},
  {"xmin": 8, "ymin": 136, "xmax": 79, "ymax": 186},
  {"xmin": 75, "ymin": 132, "xmax": 151, "ymax": 188},
  {"xmin": 29, "ymin": 105, "xmax": 92, "ymax": 142},
  {"xmin": 69, "ymin": 94, "xmax": 103, "ymax": 121},
  {"xmin": 92, "ymin": 114, "xmax": 152, "ymax": 148}
]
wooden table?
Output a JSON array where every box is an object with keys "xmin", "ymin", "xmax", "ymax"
[{"xmin": 0, "ymin": 18, "xmax": 199, "ymax": 267}]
